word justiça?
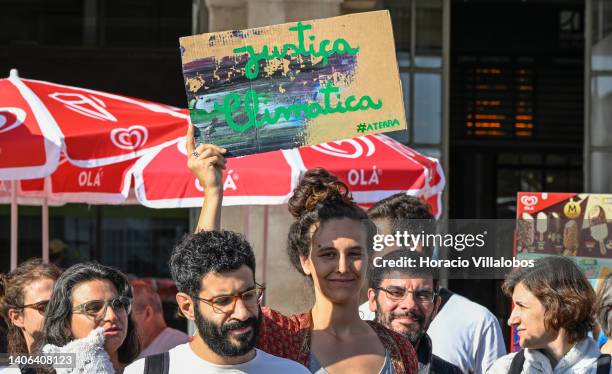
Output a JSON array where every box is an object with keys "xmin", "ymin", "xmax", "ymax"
[{"xmin": 233, "ymin": 22, "xmax": 360, "ymax": 80}]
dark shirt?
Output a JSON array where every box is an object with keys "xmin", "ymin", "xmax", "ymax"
[{"xmin": 417, "ymin": 333, "xmax": 463, "ymax": 374}]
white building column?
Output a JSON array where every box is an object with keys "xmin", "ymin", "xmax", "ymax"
[
  {"xmin": 247, "ymin": 0, "xmax": 343, "ymax": 28},
  {"xmin": 204, "ymin": 0, "xmax": 247, "ymax": 32}
]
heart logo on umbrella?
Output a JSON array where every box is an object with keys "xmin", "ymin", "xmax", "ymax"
[
  {"xmin": 0, "ymin": 107, "xmax": 26, "ymax": 134},
  {"xmin": 520, "ymin": 195, "xmax": 538, "ymax": 207},
  {"xmin": 110, "ymin": 125, "xmax": 148, "ymax": 150},
  {"xmin": 311, "ymin": 137, "xmax": 375, "ymax": 159}
]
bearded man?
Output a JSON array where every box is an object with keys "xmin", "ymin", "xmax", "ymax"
[
  {"xmin": 368, "ymin": 250, "xmax": 462, "ymax": 374},
  {"xmin": 124, "ymin": 230, "xmax": 308, "ymax": 374}
]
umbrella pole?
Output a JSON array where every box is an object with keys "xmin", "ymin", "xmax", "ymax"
[
  {"xmin": 41, "ymin": 177, "xmax": 50, "ymax": 263},
  {"xmin": 42, "ymin": 198, "xmax": 49, "ymax": 264},
  {"xmin": 262, "ymin": 205, "xmax": 268, "ymax": 289},
  {"xmin": 10, "ymin": 180, "xmax": 18, "ymax": 270},
  {"xmin": 242, "ymin": 206, "xmax": 250, "ymax": 240}
]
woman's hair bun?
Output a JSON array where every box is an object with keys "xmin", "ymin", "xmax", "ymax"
[{"xmin": 288, "ymin": 168, "xmax": 353, "ymax": 218}]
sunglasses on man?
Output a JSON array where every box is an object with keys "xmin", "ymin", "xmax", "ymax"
[{"xmin": 16, "ymin": 300, "xmax": 49, "ymax": 314}]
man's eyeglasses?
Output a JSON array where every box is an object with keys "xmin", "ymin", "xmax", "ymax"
[
  {"xmin": 72, "ymin": 297, "xmax": 132, "ymax": 318},
  {"xmin": 192, "ymin": 283, "xmax": 265, "ymax": 314},
  {"xmin": 376, "ymin": 287, "xmax": 437, "ymax": 304},
  {"xmin": 16, "ymin": 300, "xmax": 49, "ymax": 314}
]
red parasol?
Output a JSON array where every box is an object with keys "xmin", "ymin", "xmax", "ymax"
[{"xmin": 132, "ymin": 134, "xmax": 445, "ymax": 217}]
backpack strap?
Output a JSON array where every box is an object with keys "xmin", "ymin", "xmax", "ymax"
[
  {"xmin": 508, "ymin": 350, "xmax": 525, "ymax": 374},
  {"xmin": 144, "ymin": 352, "xmax": 170, "ymax": 374},
  {"xmin": 597, "ymin": 354, "xmax": 611, "ymax": 374}
]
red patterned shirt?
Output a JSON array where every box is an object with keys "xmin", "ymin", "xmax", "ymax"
[{"xmin": 257, "ymin": 307, "xmax": 418, "ymax": 374}]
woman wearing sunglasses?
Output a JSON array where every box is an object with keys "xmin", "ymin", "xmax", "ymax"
[
  {"xmin": 40, "ymin": 262, "xmax": 140, "ymax": 373},
  {"xmin": 186, "ymin": 129, "xmax": 418, "ymax": 374},
  {"xmin": 0, "ymin": 258, "xmax": 61, "ymax": 357}
]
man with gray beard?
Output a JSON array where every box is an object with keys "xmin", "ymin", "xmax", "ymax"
[
  {"xmin": 368, "ymin": 250, "xmax": 462, "ymax": 374},
  {"xmin": 361, "ymin": 193, "xmax": 505, "ymax": 373}
]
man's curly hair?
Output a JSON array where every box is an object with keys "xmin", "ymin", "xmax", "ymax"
[{"xmin": 170, "ymin": 230, "xmax": 256, "ymax": 295}]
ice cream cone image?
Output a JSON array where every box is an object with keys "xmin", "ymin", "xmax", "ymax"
[
  {"xmin": 519, "ymin": 213, "xmax": 535, "ymax": 252},
  {"xmin": 563, "ymin": 220, "xmax": 578, "ymax": 256},
  {"xmin": 536, "ymin": 212, "xmax": 548, "ymax": 243},
  {"xmin": 589, "ymin": 205, "xmax": 608, "ymax": 255}
]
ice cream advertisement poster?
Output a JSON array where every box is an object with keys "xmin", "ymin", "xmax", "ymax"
[
  {"xmin": 512, "ymin": 192, "xmax": 612, "ymax": 351},
  {"xmin": 516, "ymin": 192, "xmax": 612, "ymax": 267},
  {"xmin": 179, "ymin": 11, "xmax": 407, "ymax": 157}
]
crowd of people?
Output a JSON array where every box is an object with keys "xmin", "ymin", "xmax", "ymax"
[{"xmin": 0, "ymin": 127, "xmax": 611, "ymax": 374}]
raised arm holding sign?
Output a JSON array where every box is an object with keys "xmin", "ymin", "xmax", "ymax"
[{"xmin": 179, "ymin": 11, "xmax": 407, "ymax": 157}]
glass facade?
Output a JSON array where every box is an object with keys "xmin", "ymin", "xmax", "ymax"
[
  {"xmin": 0, "ymin": 0, "xmax": 192, "ymax": 109},
  {"xmin": 0, "ymin": 0, "xmax": 191, "ymax": 48},
  {"xmin": 588, "ymin": 0, "xmax": 612, "ymax": 193},
  {"xmin": 450, "ymin": 1, "xmax": 584, "ymax": 221},
  {"xmin": 382, "ymin": 0, "xmax": 447, "ymax": 179}
]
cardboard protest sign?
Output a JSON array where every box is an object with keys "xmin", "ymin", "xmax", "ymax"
[{"xmin": 179, "ymin": 11, "xmax": 407, "ymax": 157}]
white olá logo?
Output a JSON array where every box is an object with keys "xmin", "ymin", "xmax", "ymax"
[
  {"xmin": 195, "ymin": 170, "xmax": 238, "ymax": 192},
  {"xmin": 520, "ymin": 195, "xmax": 538, "ymax": 208},
  {"xmin": 49, "ymin": 93, "xmax": 117, "ymax": 122},
  {"xmin": 347, "ymin": 166, "xmax": 381, "ymax": 186},
  {"xmin": 110, "ymin": 125, "xmax": 148, "ymax": 150},
  {"xmin": 78, "ymin": 169, "xmax": 103, "ymax": 187},
  {"xmin": 310, "ymin": 137, "xmax": 375, "ymax": 159},
  {"xmin": 0, "ymin": 107, "xmax": 26, "ymax": 133}
]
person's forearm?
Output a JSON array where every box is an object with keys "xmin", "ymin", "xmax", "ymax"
[{"xmin": 195, "ymin": 188, "xmax": 222, "ymax": 232}]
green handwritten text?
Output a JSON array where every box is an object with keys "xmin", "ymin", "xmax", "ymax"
[
  {"xmin": 207, "ymin": 82, "xmax": 382, "ymax": 132},
  {"xmin": 233, "ymin": 22, "xmax": 360, "ymax": 80}
]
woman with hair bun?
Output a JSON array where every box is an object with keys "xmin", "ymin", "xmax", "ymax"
[{"xmin": 186, "ymin": 129, "xmax": 418, "ymax": 374}]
